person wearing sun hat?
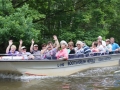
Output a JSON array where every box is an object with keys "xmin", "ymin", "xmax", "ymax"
[
  {"xmin": 19, "ymin": 40, "xmax": 34, "ymax": 60},
  {"xmin": 56, "ymin": 40, "xmax": 68, "ymax": 60},
  {"xmin": 105, "ymin": 39, "xmax": 112, "ymax": 52}
]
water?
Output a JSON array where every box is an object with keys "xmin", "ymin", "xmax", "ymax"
[{"xmin": 0, "ymin": 66, "xmax": 120, "ymax": 90}]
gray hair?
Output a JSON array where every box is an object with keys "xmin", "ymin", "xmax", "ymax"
[{"xmin": 60, "ymin": 40, "xmax": 68, "ymax": 46}]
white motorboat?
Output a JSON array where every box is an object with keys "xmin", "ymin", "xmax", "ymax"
[{"xmin": 0, "ymin": 53, "xmax": 120, "ymax": 76}]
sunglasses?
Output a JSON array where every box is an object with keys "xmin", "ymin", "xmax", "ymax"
[{"xmin": 22, "ymin": 48, "xmax": 26, "ymax": 50}]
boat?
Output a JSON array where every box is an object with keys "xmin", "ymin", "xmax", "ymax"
[{"xmin": 0, "ymin": 53, "xmax": 120, "ymax": 76}]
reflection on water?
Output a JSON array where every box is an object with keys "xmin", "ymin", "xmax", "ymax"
[{"xmin": 0, "ymin": 66, "xmax": 120, "ymax": 90}]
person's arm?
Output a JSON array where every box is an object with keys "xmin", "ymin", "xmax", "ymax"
[
  {"xmin": 53, "ymin": 35, "xmax": 60, "ymax": 49},
  {"xmin": 19, "ymin": 40, "xmax": 23, "ymax": 52},
  {"xmin": 115, "ymin": 43, "xmax": 120, "ymax": 51},
  {"xmin": 108, "ymin": 45, "xmax": 112, "ymax": 52},
  {"xmin": 30, "ymin": 39, "xmax": 34, "ymax": 52},
  {"xmin": 28, "ymin": 53, "xmax": 35, "ymax": 60},
  {"xmin": 102, "ymin": 41, "xmax": 106, "ymax": 47},
  {"xmin": 41, "ymin": 45, "xmax": 48, "ymax": 55},
  {"xmin": 6, "ymin": 40, "xmax": 13, "ymax": 54}
]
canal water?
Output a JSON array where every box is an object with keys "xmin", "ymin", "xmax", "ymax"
[{"xmin": 0, "ymin": 66, "xmax": 120, "ymax": 90}]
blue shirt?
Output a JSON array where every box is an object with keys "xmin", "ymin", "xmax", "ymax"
[{"xmin": 111, "ymin": 43, "xmax": 119, "ymax": 51}]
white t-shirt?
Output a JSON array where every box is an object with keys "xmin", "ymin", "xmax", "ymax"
[
  {"xmin": 102, "ymin": 40, "xmax": 106, "ymax": 47},
  {"xmin": 74, "ymin": 47, "xmax": 84, "ymax": 54},
  {"xmin": 97, "ymin": 45, "xmax": 106, "ymax": 53},
  {"xmin": 106, "ymin": 44, "xmax": 112, "ymax": 52},
  {"xmin": 21, "ymin": 52, "xmax": 31, "ymax": 59}
]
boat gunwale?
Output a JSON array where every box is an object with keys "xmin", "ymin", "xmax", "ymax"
[{"xmin": 0, "ymin": 53, "xmax": 119, "ymax": 62}]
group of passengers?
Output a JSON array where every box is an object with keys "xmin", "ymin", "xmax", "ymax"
[{"xmin": 6, "ymin": 35, "xmax": 120, "ymax": 60}]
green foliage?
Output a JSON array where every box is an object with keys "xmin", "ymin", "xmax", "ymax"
[
  {"xmin": 0, "ymin": 0, "xmax": 120, "ymax": 52},
  {"xmin": 0, "ymin": 0, "xmax": 45, "ymax": 46}
]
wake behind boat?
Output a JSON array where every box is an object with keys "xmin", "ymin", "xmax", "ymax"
[{"xmin": 0, "ymin": 53, "xmax": 120, "ymax": 76}]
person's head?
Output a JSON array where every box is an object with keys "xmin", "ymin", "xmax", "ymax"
[
  {"xmin": 10, "ymin": 45, "xmax": 16, "ymax": 53},
  {"xmin": 93, "ymin": 41, "xmax": 98, "ymax": 48},
  {"xmin": 98, "ymin": 36, "xmax": 102, "ymax": 41},
  {"xmin": 41, "ymin": 43, "xmax": 46, "ymax": 50},
  {"xmin": 47, "ymin": 41, "xmax": 53, "ymax": 50},
  {"xmin": 21, "ymin": 46, "xmax": 27, "ymax": 53},
  {"xmin": 98, "ymin": 40, "xmax": 102, "ymax": 45},
  {"xmin": 68, "ymin": 42, "xmax": 74, "ymax": 50},
  {"xmin": 33, "ymin": 44, "xmax": 38, "ymax": 51},
  {"xmin": 105, "ymin": 39, "xmax": 110, "ymax": 45},
  {"xmin": 76, "ymin": 41, "xmax": 83, "ymax": 49},
  {"xmin": 60, "ymin": 40, "xmax": 68, "ymax": 49},
  {"xmin": 110, "ymin": 37, "xmax": 115, "ymax": 44}
]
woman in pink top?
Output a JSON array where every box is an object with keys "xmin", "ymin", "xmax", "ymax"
[
  {"xmin": 56, "ymin": 40, "xmax": 68, "ymax": 60},
  {"xmin": 91, "ymin": 41, "xmax": 99, "ymax": 52}
]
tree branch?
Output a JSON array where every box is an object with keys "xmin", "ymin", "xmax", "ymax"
[
  {"xmin": 33, "ymin": 0, "xmax": 93, "ymax": 23},
  {"xmin": 12, "ymin": 0, "xmax": 29, "ymax": 8}
]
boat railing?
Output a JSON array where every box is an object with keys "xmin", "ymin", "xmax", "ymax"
[
  {"xmin": 68, "ymin": 51, "xmax": 120, "ymax": 59},
  {"xmin": 0, "ymin": 50, "xmax": 120, "ymax": 60}
]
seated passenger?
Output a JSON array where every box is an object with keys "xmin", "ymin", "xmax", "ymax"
[
  {"xmin": 42, "ymin": 35, "xmax": 60, "ymax": 59},
  {"xmin": 105, "ymin": 39, "xmax": 112, "ymax": 52},
  {"xmin": 110, "ymin": 37, "xmax": 119, "ymax": 51},
  {"xmin": 82, "ymin": 41, "xmax": 91, "ymax": 54},
  {"xmin": 97, "ymin": 40, "xmax": 106, "ymax": 53},
  {"xmin": 40, "ymin": 43, "xmax": 47, "ymax": 54},
  {"xmin": 68, "ymin": 41, "xmax": 75, "ymax": 54},
  {"xmin": 97, "ymin": 36, "xmax": 106, "ymax": 47},
  {"xmin": 91, "ymin": 41, "xmax": 99, "ymax": 52},
  {"xmin": 30, "ymin": 39, "xmax": 41, "ymax": 60},
  {"xmin": 74, "ymin": 41, "xmax": 84, "ymax": 54},
  {"xmin": 19, "ymin": 40, "xmax": 34, "ymax": 60},
  {"xmin": 56, "ymin": 40, "xmax": 68, "ymax": 60},
  {"xmin": 6, "ymin": 40, "xmax": 19, "ymax": 55}
]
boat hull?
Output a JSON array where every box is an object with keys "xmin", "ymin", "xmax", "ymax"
[{"xmin": 0, "ymin": 54, "xmax": 120, "ymax": 76}]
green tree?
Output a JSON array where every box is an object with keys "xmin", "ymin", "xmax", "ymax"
[{"xmin": 0, "ymin": 0, "xmax": 45, "ymax": 52}]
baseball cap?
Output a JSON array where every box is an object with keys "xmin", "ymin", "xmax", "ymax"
[
  {"xmin": 21, "ymin": 46, "xmax": 26, "ymax": 49},
  {"xmin": 34, "ymin": 44, "xmax": 38, "ymax": 47}
]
